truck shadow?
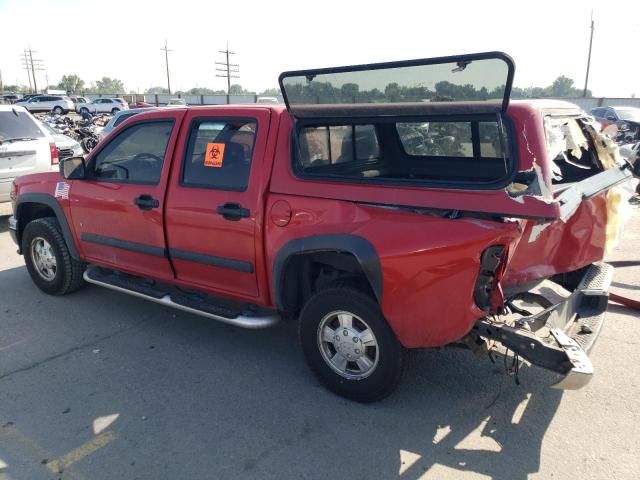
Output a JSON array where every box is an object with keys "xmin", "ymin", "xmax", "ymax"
[{"xmin": 0, "ymin": 266, "xmax": 561, "ymax": 480}]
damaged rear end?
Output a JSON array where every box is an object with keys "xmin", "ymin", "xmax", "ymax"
[
  {"xmin": 481, "ymin": 101, "xmax": 637, "ymax": 389},
  {"xmin": 475, "ymin": 262, "xmax": 613, "ymax": 389}
]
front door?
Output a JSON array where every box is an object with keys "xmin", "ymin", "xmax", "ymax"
[
  {"xmin": 164, "ymin": 108, "xmax": 272, "ymax": 299},
  {"xmin": 69, "ymin": 110, "xmax": 185, "ymax": 281}
]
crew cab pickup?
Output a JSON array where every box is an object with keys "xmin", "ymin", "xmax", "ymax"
[{"xmin": 8, "ymin": 52, "xmax": 638, "ymax": 402}]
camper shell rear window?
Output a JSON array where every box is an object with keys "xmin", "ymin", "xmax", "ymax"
[{"xmin": 295, "ymin": 115, "xmax": 515, "ymax": 188}]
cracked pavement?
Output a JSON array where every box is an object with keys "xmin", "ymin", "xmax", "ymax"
[{"xmin": 0, "ymin": 201, "xmax": 639, "ymax": 480}]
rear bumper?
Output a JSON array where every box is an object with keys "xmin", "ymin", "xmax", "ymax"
[
  {"xmin": 474, "ymin": 263, "xmax": 613, "ymax": 390},
  {"xmin": 0, "ymin": 178, "xmax": 14, "ymax": 202},
  {"xmin": 8, "ymin": 215, "xmax": 18, "ymax": 246}
]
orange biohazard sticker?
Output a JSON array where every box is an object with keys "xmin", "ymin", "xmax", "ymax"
[{"xmin": 204, "ymin": 142, "xmax": 225, "ymax": 167}]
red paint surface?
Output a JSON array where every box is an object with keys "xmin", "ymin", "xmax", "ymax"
[{"xmin": 13, "ymin": 100, "xmax": 617, "ymax": 349}]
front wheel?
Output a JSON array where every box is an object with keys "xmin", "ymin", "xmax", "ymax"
[
  {"xmin": 111, "ymin": 108, "xmax": 120, "ymax": 114},
  {"xmin": 299, "ymin": 287, "xmax": 406, "ymax": 402},
  {"xmin": 53, "ymin": 106, "xmax": 64, "ymax": 115},
  {"xmin": 22, "ymin": 217, "xmax": 84, "ymax": 295}
]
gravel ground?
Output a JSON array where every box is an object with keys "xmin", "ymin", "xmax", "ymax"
[{"xmin": 0, "ymin": 199, "xmax": 638, "ymax": 480}]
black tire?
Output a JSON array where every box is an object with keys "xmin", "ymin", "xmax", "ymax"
[
  {"xmin": 80, "ymin": 107, "xmax": 89, "ymax": 115},
  {"xmin": 299, "ymin": 287, "xmax": 406, "ymax": 402},
  {"xmin": 81, "ymin": 137, "xmax": 97, "ymax": 152},
  {"xmin": 111, "ymin": 108, "xmax": 120, "ymax": 114},
  {"xmin": 53, "ymin": 106, "xmax": 64, "ymax": 115},
  {"xmin": 22, "ymin": 217, "xmax": 84, "ymax": 295}
]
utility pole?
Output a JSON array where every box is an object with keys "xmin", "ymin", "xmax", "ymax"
[
  {"xmin": 21, "ymin": 47, "xmax": 44, "ymax": 93},
  {"xmin": 21, "ymin": 49, "xmax": 33, "ymax": 92},
  {"xmin": 29, "ymin": 48, "xmax": 38, "ymax": 92},
  {"xmin": 161, "ymin": 39, "xmax": 172, "ymax": 95},
  {"xmin": 583, "ymin": 11, "xmax": 595, "ymax": 98},
  {"xmin": 215, "ymin": 43, "xmax": 239, "ymax": 95}
]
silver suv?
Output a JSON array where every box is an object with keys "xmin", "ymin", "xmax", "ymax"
[
  {"xmin": 0, "ymin": 105, "xmax": 59, "ymax": 202},
  {"xmin": 15, "ymin": 95, "xmax": 74, "ymax": 114}
]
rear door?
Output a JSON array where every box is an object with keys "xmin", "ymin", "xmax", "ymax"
[
  {"xmin": 164, "ymin": 108, "xmax": 272, "ymax": 299},
  {"xmin": 69, "ymin": 109, "xmax": 186, "ymax": 281}
]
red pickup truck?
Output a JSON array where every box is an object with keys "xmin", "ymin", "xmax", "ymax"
[{"xmin": 8, "ymin": 52, "xmax": 637, "ymax": 401}]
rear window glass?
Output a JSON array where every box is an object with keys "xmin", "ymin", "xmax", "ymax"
[
  {"xmin": 0, "ymin": 110, "xmax": 45, "ymax": 140},
  {"xmin": 297, "ymin": 119, "xmax": 511, "ymax": 185}
]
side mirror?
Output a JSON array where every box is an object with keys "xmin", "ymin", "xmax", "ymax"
[{"xmin": 60, "ymin": 156, "xmax": 86, "ymax": 179}]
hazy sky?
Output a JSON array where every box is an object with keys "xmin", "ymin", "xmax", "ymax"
[{"xmin": 1, "ymin": 0, "xmax": 639, "ymax": 96}]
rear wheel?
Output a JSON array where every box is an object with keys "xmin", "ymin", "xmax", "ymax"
[
  {"xmin": 111, "ymin": 108, "xmax": 120, "ymax": 114},
  {"xmin": 22, "ymin": 217, "xmax": 84, "ymax": 295},
  {"xmin": 299, "ymin": 287, "xmax": 406, "ymax": 402},
  {"xmin": 53, "ymin": 106, "xmax": 64, "ymax": 115}
]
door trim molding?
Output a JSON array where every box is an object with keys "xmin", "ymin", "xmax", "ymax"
[
  {"xmin": 81, "ymin": 233, "xmax": 166, "ymax": 257},
  {"xmin": 80, "ymin": 233, "xmax": 254, "ymax": 273},
  {"xmin": 169, "ymin": 248, "xmax": 254, "ymax": 273}
]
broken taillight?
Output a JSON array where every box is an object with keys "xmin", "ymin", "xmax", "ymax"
[
  {"xmin": 50, "ymin": 143, "xmax": 59, "ymax": 166},
  {"xmin": 473, "ymin": 245, "xmax": 508, "ymax": 312}
]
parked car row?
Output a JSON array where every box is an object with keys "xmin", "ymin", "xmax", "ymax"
[{"xmin": 5, "ymin": 94, "xmax": 131, "ymax": 115}]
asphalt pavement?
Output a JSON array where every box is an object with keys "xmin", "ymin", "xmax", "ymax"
[{"xmin": 0, "ymin": 200, "xmax": 639, "ymax": 480}]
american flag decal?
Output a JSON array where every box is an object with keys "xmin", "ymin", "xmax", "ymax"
[{"xmin": 54, "ymin": 182, "xmax": 70, "ymax": 200}]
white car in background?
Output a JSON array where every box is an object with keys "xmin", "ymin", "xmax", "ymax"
[
  {"xmin": 165, "ymin": 98, "xmax": 187, "ymax": 107},
  {"xmin": 0, "ymin": 105, "xmax": 59, "ymax": 203},
  {"xmin": 75, "ymin": 98, "xmax": 129, "ymax": 115},
  {"xmin": 14, "ymin": 95, "xmax": 75, "ymax": 114},
  {"xmin": 98, "ymin": 107, "xmax": 158, "ymax": 140}
]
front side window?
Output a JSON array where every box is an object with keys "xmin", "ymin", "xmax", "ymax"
[
  {"xmin": 296, "ymin": 118, "xmax": 511, "ymax": 185},
  {"xmin": 182, "ymin": 119, "xmax": 257, "ymax": 191},
  {"xmin": 93, "ymin": 121, "xmax": 173, "ymax": 184}
]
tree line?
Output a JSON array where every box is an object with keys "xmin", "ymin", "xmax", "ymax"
[
  {"xmin": 2, "ymin": 73, "xmax": 589, "ymax": 99},
  {"xmin": 284, "ymin": 75, "xmax": 591, "ymax": 103}
]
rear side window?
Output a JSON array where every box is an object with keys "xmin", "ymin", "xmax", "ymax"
[
  {"xmin": 182, "ymin": 119, "xmax": 257, "ymax": 191},
  {"xmin": 296, "ymin": 119, "xmax": 511, "ymax": 185},
  {"xmin": 93, "ymin": 121, "xmax": 173, "ymax": 184}
]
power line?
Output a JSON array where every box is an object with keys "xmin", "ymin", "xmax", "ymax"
[
  {"xmin": 161, "ymin": 39, "xmax": 172, "ymax": 95},
  {"xmin": 215, "ymin": 43, "xmax": 239, "ymax": 95}
]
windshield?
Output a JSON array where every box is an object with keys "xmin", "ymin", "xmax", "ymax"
[
  {"xmin": 616, "ymin": 108, "xmax": 640, "ymax": 122},
  {"xmin": 0, "ymin": 110, "xmax": 45, "ymax": 141},
  {"xmin": 280, "ymin": 52, "xmax": 514, "ymax": 115}
]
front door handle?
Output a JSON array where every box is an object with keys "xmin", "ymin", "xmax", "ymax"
[
  {"xmin": 216, "ymin": 202, "xmax": 250, "ymax": 221},
  {"xmin": 134, "ymin": 194, "xmax": 159, "ymax": 211}
]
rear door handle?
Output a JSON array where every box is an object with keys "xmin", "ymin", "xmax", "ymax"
[
  {"xmin": 134, "ymin": 194, "xmax": 159, "ymax": 211},
  {"xmin": 216, "ymin": 202, "xmax": 250, "ymax": 221}
]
